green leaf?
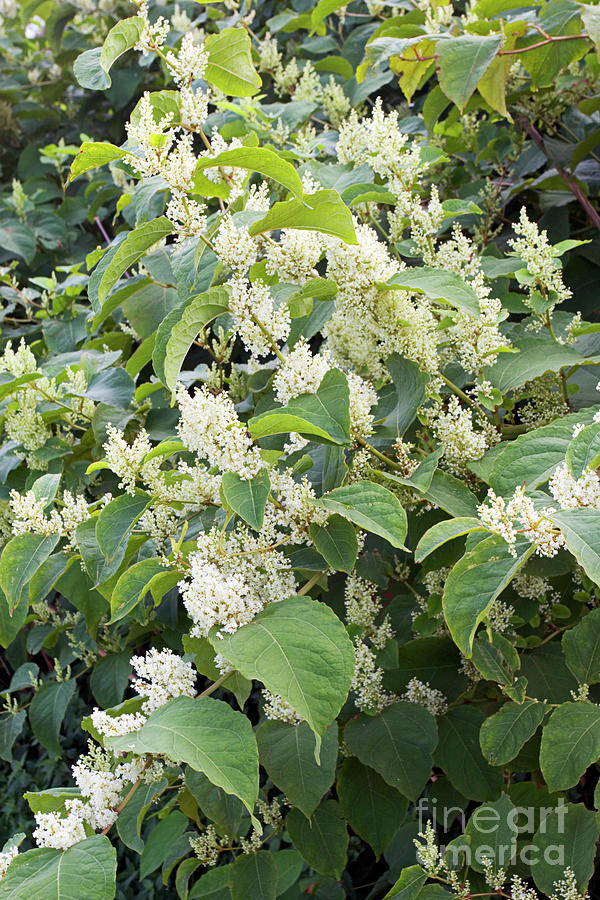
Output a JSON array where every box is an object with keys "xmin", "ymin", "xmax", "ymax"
[
  {"xmin": 185, "ymin": 769, "xmax": 244, "ymax": 837},
  {"xmin": 562, "ymin": 607, "xmax": 600, "ymax": 684},
  {"xmin": 75, "ymin": 519, "xmax": 127, "ymax": 589},
  {"xmin": 442, "ymin": 536, "xmax": 533, "ymax": 657},
  {"xmin": 0, "ymin": 710, "xmax": 26, "ymax": 762},
  {"xmin": 248, "ymin": 190, "xmax": 357, "ymax": 244},
  {"xmin": 188, "ymin": 865, "xmax": 233, "ymax": 899},
  {"xmin": 72, "ymin": 48, "xmax": 110, "ymax": 91},
  {"xmin": 153, "ymin": 288, "xmax": 229, "ymax": 393},
  {"xmin": 530, "ymin": 802, "xmax": 597, "ymax": 895},
  {"xmin": 489, "ymin": 409, "xmax": 597, "ymax": 495},
  {"xmin": 220, "ymin": 470, "xmax": 270, "ymax": 531},
  {"xmin": 249, "ymin": 369, "xmax": 351, "ymax": 446},
  {"xmin": 107, "ymin": 696, "xmax": 259, "ymax": 817},
  {"xmin": 420, "ymin": 469, "xmax": 480, "ymax": 518},
  {"xmin": 344, "ymin": 701, "xmax": 438, "ymax": 800},
  {"xmin": 484, "ymin": 337, "xmax": 598, "ymax": 394},
  {"xmin": 139, "ymin": 810, "xmax": 188, "ymax": 880},
  {"xmin": 229, "ymin": 851, "xmax": 278, "ymax": 900},
  {"xmin": 286, "ymin": 800, "xmax": 348, "ymax": 879},
  {"xmin": 97, "ymin": 217, "xmax": 173, "ymax": 306},
  {"xmin": 338, "ymin": 758, "xmax": 408, "ymax": 859},
  {"xmin": 100, "ymin": 16, "xmax": 144, "ymax": 75},
  {"xmin": 540, "ymin": 701, "xmax": 600, "ymax": 791},
  {"xmin": 110, "ymin": 558, "xmax": 171, "ymax": 623},
  {"xmin": 0, "ymin": 835, "xmax": 117, "ymax": 899},
  {"xmin": 566, "ymin": 422, "xmax": 600, "ymax": 477},
  {"xmin": 96, "ymin": 489, "xmax": 149, "ymax": 563},
  {"xmin": 309, "ymin": 514, "xmax": 358, "ymax": 573},
  {"xmin": 205, "ymin": 28, "xmax": 262, "ymax": 97},
  {"xmin": 29, "ymin": 680, "xmax": 77, "ymax": 756},
  {"xmin": 373, "ymin": 354, "xmax": 429, "ymax": 440},
  {"xmin": 415, "ymin": 517, "xmax": 483, "ymax": 563},
  {"xmin": 436, "ymin": 706, "xmax": 503, "ymax": 801},
  {"xmin": 549, "ymin": 509, "xmax": 600, "ymax": 586},
  {"xmin": 384, "ymin": 268, "xmax": 482, "ymax": 318},
  {"xmin": 437, "ymin": 35, "xmax": 502, "ymax": 110},
  {"xmin": 480, "ymin": 701, "xmax": 548, "ymax": 766},
  {"xmin": 314, "ymin": 482, "xmax": 407, "ymax": 549},
  {"xmin": 0, "ymin": 534, "xmax": 60, "ymax": 614},
  {"xmin": 24, "ymin": 788, "xmax": 81, "ymax": 815},
  {"xmin": 197, "ymin": 147, "xmax": 303, "ymax": 198},
  {"xmin": 384, "ymin": 865, "xmax": 427, "ymax": 900},
  {"xmin": 256, "ymin": 720, "xmax": 338, "ymax": 818},
  {"xmin": 385, "ymin": 637, "xmax": 468, "ymax": 701},
  {"xmin": 464, "ymin": 794, "xmax": 517, "ymax": 873},
  {"xmin": 89, "ymin": 652, "xmax": 132, "ymax": 708},
  {"xmin": 68, "ymin": 141, "xmax": 125, "ymax": 183},
  {"xmin": 210, "ymin": 596, "xmax": 354, "ymax": 739}
]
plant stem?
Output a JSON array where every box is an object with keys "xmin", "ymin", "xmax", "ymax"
[{"xmin": 200, "ymin": 671, "xmax": 232, "ymax": 696}]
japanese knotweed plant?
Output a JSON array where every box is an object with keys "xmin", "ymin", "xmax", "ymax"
[{"xmin": 1, "ymin": 2, "xmax": 600, "ymax": 899}]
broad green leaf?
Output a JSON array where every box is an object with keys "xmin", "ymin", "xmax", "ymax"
[
  {"xmin": 314, "ymin": 482, "xmax": 407, "ymax": 549},
  {"xmin": 566, "ymin": 422, "xmax": 600, "ymax": 477},
  {"xmin": 286, "ymin": 800, "xmax": 348, "ymax": 879},
  {"xmin": 489, "ymin": 409, "xmax": 597, "ymax": 496},
  {"xmin": 220, "ymin": 470, "xmax": 270, "ymax": 531},
  {"xmin": 29, "ymin": 680, "xmax": 77, "ymax": 756},
  {"xmin": 338, "ymin": 758, "xmax": 408, "ymax": 859},
  {"xmin": 540, "ymin": 701, "xmax": 600, "ymax": 791},
  {"xmin": 0, "ymin": 710, "xmax": 26, "ymax": 762},
  {"xmin": 415, "ymin": 517, "xmax": 483, "ymax": 563},
  {"xmin": 210, "ymin": 596, "xmax": 354, "ymax": 738},
  {"xmin": 384, "ymin": 268, "xmax": 481, "ymax": 318},
  {"xmin": 549, "ymin": 509, "xmax": 600, "ymax": 586},
  {"xmin": 139, "ymin": 810, "xmax": 188, "ymax": 880},
  {"xmin": 520, "ymin": 2, "xmax": 587, "ymax": 88},
  {"xmin": 562, "ymin": 607, "xmax": 600, "ymax": 684},
  {"xmin": 0, "ymin": 221, "xmax": 36, "ymax": 265},
  {"xmin": 345, "ymin": 701, "xmax": 438, "ymax": 800},
  {"xmin": 188, "ymin": 865, "xmax": 233, "ymax": 899},
  {"xmin": 185, "ymin": 769, "xmax": 244, "ymax": 837},
  {"xmin": 484, "ymin": 337, "xmax": 599, "ymax": 394},
  {"xmin": 0, "ymin": 835, "xmax": 116, "ymax": 899},
  {"xmin": 436, "ymin": 706, "xmax": 503, "ymax": 801},
  {"xmin": 205, "ymin": 29, "xmax": 261, "ymax": 97},
  {"xmin": 229, "ymin": 851, "xmax": 278, "ymax": 900},
  {"xmin": 384, "ymin": 865, "xmax": 427, "ymax": 900},
  {"xmin": 0, "ymin": 534, "xmax": 60, "ymax": 614},
  {"xmin": 116, "ymin": 779, "xmax": 168, "ymax": 854},
  {"xmin": 89, "ymin": 652, "xmax": 131, "ymax": 709},
  {"xmin": 420, "ymin": 469, "xmax": 480, "ymax": 518},
  {"xmin": 373, "ymin": 353, "xmax": 429, "ymax": 439},
  {"xmin": 464, "ymin": 794, "xmax": 517, "ymax": 873},
  {"xmin": 24, "ymin": 788, "xmax": 81, "ymax": 815},
  {"xmin": 97, "ymin": 217, "xmax": 173, "ymax": 306},
  {"xmin": 75, "ymin": 518, "xmax": 127, "ymax": 589},
  {"xmin": 197, "ymin": 147, "xmax": 303, "ymax": 198},
  {"xmin": 471, "ymin": 635, "xmax": 517, "ymax": 686},
  {"xmin": 249, "ymin": 369, "xmax": 351, "ymax": 446},
  {"xmin": 153, "ymin": 288, "xmax": 229, "ymax": 393},
  {"xmin": 256, "ymin": 720, "xmax": 338, "ymax": 818},
  {"xmin": 437, "ymin": 35, "xmax": 501, "ymax": 109},
  {"xmin": 530, "ymin": 802, "xmax": 597, "ymax": 894},
  {"xmin": 110, "ymin": 558, "xmax": 172, "ymax": 623},
  {"xmin": 520, "ymin": 643, "xmax": 578, "ymax": 704},
  {"xmin": 100, "ymin": 16, "xmax": 144, "ymax": 75},
  {"xmin": 442, "ymin": 536, "xmax": 533, "ymax": 657},
  {"xmin": 248, "ymin": 190, "xmax": 357, "ymax": 244},
  {"xmin": 309, "ymin": 514, "xmax": 358, "ymax": 573},
  {"xmin": 311, "ymin": 0, "xmax": 350, "ymax": 29},
  {"xmin": 480, "ymin": 701, "xmax": 547, "ymax": 766},
  {"xmin": 96, "ymin": 489, "xmax": 149, "ymax": 563},
  {"xmin": 582, "ymin": 3, "xmax": 600, "ymax": 57},
  {"xmin": 68, "ymin": 141, "xmax": 125, "ymax": 182},
  {"xmin": 108, "ymin": 696, "xmax": 259, "ymax": 817},
  {"xmin": 272, "ymin": 850, "xmax": 303, "ymax": 895}
]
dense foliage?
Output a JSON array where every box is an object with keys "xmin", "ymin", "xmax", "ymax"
[{"xmin": 2, "ymin": 0, "xmax": 600, "ymax": 897}]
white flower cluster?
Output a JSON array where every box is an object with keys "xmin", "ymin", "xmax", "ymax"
[
  {"xmin": 130, "ymin": 647, "xmax": 197, "ymax": 714},
  {"xmin": 478, "ymin": 487, "xmax": 564, "ymax": 558},
  {"xmin": 344, "ymin": 573, "xmax": 394, "ymax": 650},
  {"xmin": 9, "ymin": 488, "xmax": 91, "ymax": 551},
  {"xmin": 265, "ymin": 229, "xmax": 323, "ymax": 284},
  {"xmin": 0, "ymin": 845, "xmax": 18, "ymax": 879},
  {"xmin": 103, "ymin": 425, "xmax": 160, "ymax": 495},
  {"xmin": 264, "ymin": 469, "xmax": 329, "ymax": 544},
  {"xmin": 431, "ymin": 397, "xmax": 496, "ymax": 473},
  {"xmin": 228, "ymin": 277, "xmax": 291, "ymax": 358},
  {"xmin": 262, "ymin": 690, "xmax": 303, "ymax": 725},
  {"xmin": 509, "ymin": 208, "xmax": 572, "ymax": 310},
  {"xmin": 179, "ymin": 525, "xmax": 296, "ymax": 637},
  {"xmin": 176, "ymin": 383, "xmax": 264, "ymax": 479},
  {"xmin": 351, "ymin": 638, "xmax": 394, "ymax": 713},
  {"xmin": 90, "ymin": 709, "xmax": 146, "ymax": 738},
  {"xmin": 190, "ymin": 825, "xmax": 229, "ymax": 867},
  {"xmin": 549, "ymin": 462, "xmax": 600, "ymax": 509},
  {"xmin": 401, "ymin": 677, "xmax": 448, "ymax": 716}
]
